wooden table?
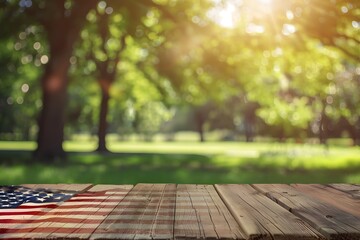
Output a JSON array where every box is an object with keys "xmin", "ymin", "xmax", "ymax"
[{"xmin": 1, "ymin": 184, "xmax": 359, "ymax": 239}]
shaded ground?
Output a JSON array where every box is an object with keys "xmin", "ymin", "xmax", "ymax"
[{"xmin": 1, "ymin": 141, "xmax": 359, "ymax": 184}]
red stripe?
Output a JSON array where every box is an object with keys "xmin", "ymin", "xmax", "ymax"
[
  {"xmin": 76, "ymin": 192, "xmax": 126, "ymax": 197},
  {"xmin": 50, "ymin": 210, "xmax": 113, "ymax": 215},
  {"xmin": 67, "ymin": 199, "xmax": 121, "ymax": 202},
  {"xmin": 41, "ymin": 204, "xmax": 117, "ymax": 209},
  {"xmin": 17, "ymin": 204, "xmax": 58, "ymax": 209},
  {"xmin": 94, "ymin": 229, "xmax": 172, "ymax": 234},
  {"xmin": 0, "ymin": 227, "xmax": 95, "ymax": 234},
  {"xmin": 0, "ymin": 218, "xmax": 102, "ymax": 224}
]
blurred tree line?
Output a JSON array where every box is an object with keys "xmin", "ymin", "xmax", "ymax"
[{"xmin": 0, "ymin": 0, "xmax": 359, "ymax": 160}]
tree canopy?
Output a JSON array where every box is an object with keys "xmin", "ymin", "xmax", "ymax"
[{"xmin": 0, "ymin": 0, "xmax": 359, "ymax": 159}]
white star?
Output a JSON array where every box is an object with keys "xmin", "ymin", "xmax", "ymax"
[{"xmin": 36, "ymin": 197, "xmax": 45, "ymax": 202}]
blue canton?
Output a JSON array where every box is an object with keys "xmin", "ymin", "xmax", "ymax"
[{"xmin": 0, "ymin": 185, "xmax": 73, "ymax": 209}]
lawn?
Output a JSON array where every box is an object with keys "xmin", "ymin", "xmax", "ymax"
[{"xmin": 0, "ymin": 140, "xmax": 359, "ymax": 185}]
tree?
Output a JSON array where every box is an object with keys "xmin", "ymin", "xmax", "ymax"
[
  {"xmin": 80, "ymin": 4, "xmax": 128, "ymax": 152},
  {"xmin": 1, "ymin": 0, "xmax": 97, "ymax": 159},
  {"xmin": 33, "ymin": 1, "xmax": 97, "ymax": 160}
]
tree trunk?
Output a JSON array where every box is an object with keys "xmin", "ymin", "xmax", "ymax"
[
  {"xmin": 319, "ymin": 111, "xmax": 328, "ymax": 145},
  {"xmin": 244, "ymin": 121, "xmax": 254, "ymax": 142},
  {"xmin": 355, "ymin": 118, "xmax": 360, "ymax": 146},
  {"xmin": 198, "ymin": 124, "xmax": 205, "ymax": 142},
  {"xmin": 243, "ymin": 102, "xmax": 258, "ymax": 142},
  {"xmin": 32, "ymin": 1, "xmax": 96, "ymax": 161},
  {"xmin": 34, "ymin": 58, "xmax": 70, "ymax": 161},
  {"xmin": 96, "ymin": 83, "xmax": 110, "ymax": 153},
  {"xmin": 196, "ymin": 117, "xmax": 205, "ymax": 142},
  {"xmin": 343, "ymin": 117, "xmax": 360, "ymax": 146}
]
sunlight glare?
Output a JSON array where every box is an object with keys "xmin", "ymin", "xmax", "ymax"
[
  {"xmin": 208, "ymin": 0, "xmax": 238, "ymax": 29},
  {"xmin": 218, "ymin": 4, "xmax": 236, "ymax": 28},
  {"xmin": 246, "ymin": 23, "xmax": 265, "ymax": 34},
  {"xmin": 282, "ymin": 24, "xmax": 296, "ymax": 36},
  {"xmin": 258, "ymin": 0, "xmax": 272, "ymax": 5},
  {"xmin": 286, "ymin": 10, "xmax": 294, "ymax": 20}
]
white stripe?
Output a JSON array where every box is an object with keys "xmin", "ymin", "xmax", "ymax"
[
  {"xmin": 0, "ymin": 215, "xmax": 106, "ymax": 220},
  {"xmin": 0, "ymin": 207, "xmax": 53, "ymax": 212},
  {"xmin": 0, "ymin": 214, "xmax": 174, "ymax": 221}
]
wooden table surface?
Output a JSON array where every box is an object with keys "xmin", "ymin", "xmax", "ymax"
[{"xmin": 1, "ymin": 183, "xmax": 359, "ymax": 240}]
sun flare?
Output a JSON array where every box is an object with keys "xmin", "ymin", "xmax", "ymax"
[
  {"xmin": 218, "ymin": 4, "xmax": 236, "ymax": 28},
  {"xmin": 208, "ymin": 1, "xmax": 238, "ymax": 28},
  {"xmin": 209, "ymin": 0, "xmax": 275, "ymax": 29}
]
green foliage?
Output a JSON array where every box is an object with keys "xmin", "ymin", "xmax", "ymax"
[
  {"xmin": 0, "ymin": 0, "xmax": 359, "ymax": 146},
  {"xmin": 135, "ymin": 101, "xmax": 174, "ymax": 140},
  {"xmin": 1, "ymin": 141, "xmax": 359, "ymax": 184},
  {"xmin": 0, "ymin": 26, "xmax": 44, "ymax": 140}
]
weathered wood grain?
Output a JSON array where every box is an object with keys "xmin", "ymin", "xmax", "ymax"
[
  {"xmin": 3, "ymin": 184, "xmax": 360, "ymax": 239},
  {"xmin": 21, "ymin": 184, "xmax": 133, "ymax": 239},
  {"xmin": 328, "ymin": 184, "xmax": 360, "ymax": 199},
  {"xmin": 90, "ymin": 183, "xmax": 176, "ymax": 240},
  {"xmin": 68, "ymin": 185, "xmax": 133, "ymax": 239},
  {"xmin": 254, "ymin": 184, "xmax": 360, "ymax": 240},
  {"xmin": 215, "ymin": 184, "xmax": 320, "ymax": 240},
  {"xmin": 292, "ymin": 184, "xmax": 360, "ymax": 217},
  {"xmin": 174, "ymin": 184, "xmax": 245, "ymax": 240}
]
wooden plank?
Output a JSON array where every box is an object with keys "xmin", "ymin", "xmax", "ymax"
[
  {"xmin": 292, "ymin": 184, "xmax": 360, "ymax": 217},
  {"xmin": 328, "ymin": 184, "xmax": 360, "ymax": 199},
  {"xmin": 254, "ymin": 184, "xmax": 360, "ymax": 240},
  {"xmin": 61, "ymin": 185, "xmax": 133, "ymax": 239},
  {"xmin": 174, "ymin": 184, "xmax": 245, "ymax": 239},
  {"xmin": 90, "ymin": 183, "xmax": 176, "ymax": 240},
  {"xmin": 20, "ymin": 184, "xmax": 132, "ymax": 239},
  {"xmin": 215, "ymin": 184, "xmax": 320, "ymax": 240}
]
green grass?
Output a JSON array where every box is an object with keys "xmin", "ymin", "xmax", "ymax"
[{"xmin": 0, "ymin": 140, "xmax": 359, "ymax": 185}]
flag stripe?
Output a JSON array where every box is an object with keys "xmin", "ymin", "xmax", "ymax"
[{"xmin": 0, "ymin": 185, "xmax": 134, "ymax": 239}]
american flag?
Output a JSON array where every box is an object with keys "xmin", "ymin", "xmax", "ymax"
[
  {"xmin": 0, "ymin": 186, "xmax": 73, "ymax": 208},
  {"xmin": 0, "ymin": 184, "xmax": 131, "ymax": 239}
]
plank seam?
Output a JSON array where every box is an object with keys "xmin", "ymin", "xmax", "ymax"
[
  {"xmin": 202, "ymin": 188, "xmax": 220, "ymax": 239},
  {"xmin": 172, "ymin": 184, "xmax": 177, "ymax": 240},
  {"xmin": 214, "ymin": 185, "xmax": 272, "ymax": 240}
]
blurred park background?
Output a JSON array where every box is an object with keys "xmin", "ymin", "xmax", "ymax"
[{"xmin": 0, "ymin": 0, "xmax": 359, "ymax": 184}]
